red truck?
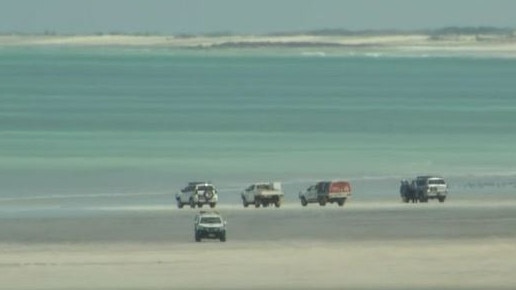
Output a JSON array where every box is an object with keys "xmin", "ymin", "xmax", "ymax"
[{"xmin": 298, "ymin": 181, "xmax": 352, "ymax": 207}]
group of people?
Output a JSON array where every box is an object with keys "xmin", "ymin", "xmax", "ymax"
[{"xmin": 399, "ymin": 179, "xmax": 419, "ymax": 203}]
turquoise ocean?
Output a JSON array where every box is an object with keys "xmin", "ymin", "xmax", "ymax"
[{"xmin": 1, "ymin": 47, "xmax": 516, "ymax": 207}]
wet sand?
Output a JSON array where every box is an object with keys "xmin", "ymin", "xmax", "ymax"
[{"xmin": 1, "ymin": 200, "xmax": 515, "ymax": 289}]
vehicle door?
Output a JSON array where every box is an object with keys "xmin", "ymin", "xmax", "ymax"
[
  {"xmin": 306, "ymin": 185, "xmax": 318, "ymax": 202},
  {"xmin": 316, "ymin": 182, "xmax": 330, "ymax": 200},
  {"xmin": 244, "ymin": 185, "xmax": 255, "ymax": 202},
  {"xmin": 180, "ymin": 185, "xmax": 193, "ymax": 202}
]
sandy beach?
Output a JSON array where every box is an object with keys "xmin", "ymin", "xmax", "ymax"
[
  {"xmin": 1, "ymin": 200, "xmax": 515, "ymax": 289},
  {"xmin": 1, "ymin": 34, "xmax": 516, "ymax": 57},
  {"xmin": 0, "ymin": 34, "xmax": 433, "ymax": 47}
]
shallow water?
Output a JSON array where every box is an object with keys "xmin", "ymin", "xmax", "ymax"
[{"xmin": 1, "ymin": 47, "xmax": 516, "ymax": 202}]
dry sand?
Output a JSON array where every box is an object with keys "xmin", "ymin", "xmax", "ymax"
[
  {"xmin": 1, "ymin": 240, "xmax": 514, "ymax": 290},
  {"xmin": 1, "ymin": 201, "xmax": 515, "ymax": 289}
]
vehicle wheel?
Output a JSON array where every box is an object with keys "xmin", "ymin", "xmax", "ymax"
[
  {"xmin": 195, "ymin": 232, "xmax": 201, "ymax": 242},
  {"xmin": 243, "ymin": 200, "xmax": 249, "ymax": 208},
  {"xmin": 198, "ymin": 203, "xmax": 203, "ymax": 208},
  {"xmin": 177, "ymin": 201, "xmax": 184, "ymax": 209},
  {"xmin": 274, "ymin": 200, "xmax": 281, "ymax": 208},
  {"xmin": 337, "ymin": 198, "xmax": 346, "ymax": 206},
  {"xmin": 209, "ymin": 203, "xmax": 216, "ymax": 208},
  {"xmin": 220, "ymin": 233, "xmax": 226, "ymax": 242},
  {"xmin": 318, "ymin": 198, "xmax": 327, "ymax": 206},
  {"xmin": 438, "ymin": 196, "xmax": 446, "ymax": 203},
  {"xmin": 301, "ymin": 197, "xmax": 308, "ymax": 206},
  {"xmin": 190, "ymin": 199, "xmax": 196, "ymax": 208},
  {"xmin": 255, "ymin": 202, "xmax": 260, "ymax": 208}
]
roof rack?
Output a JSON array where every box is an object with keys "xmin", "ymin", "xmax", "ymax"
[{"xmin": 188, "ymin": 181, "xmax": 212, "ymax": 186}]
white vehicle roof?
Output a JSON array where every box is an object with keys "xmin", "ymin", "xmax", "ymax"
[
  {"xmin": 189, "ymin": 181, "xmax": 213, "ymax": 185},
  {"xmin": 182, "ymin": 183, "xmax": 217, "ymax": 192},
  {"xmin": 417, "ymin": 176, "xmax": 444, "ymax": 180},
  {"xmin": 248, "ymin": 182, "xmax": 281, "ymax": 189},
  {"xmin": 196, "ymin": 210, "xmax": 222, "ymax": 217}
]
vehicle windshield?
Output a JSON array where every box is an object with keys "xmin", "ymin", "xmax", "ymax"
[
  {"xmin": 182, "ymin": 185, "xmax": 195, "ymax": 192},
  {"xmin": 316, "ymin": 182, "xmax": 330, "ymax": 193},
  {"xmin": 200, "ymin": 217, "xmax": 222, "ymax": 224},
  {"xmin": 428, "ymin": 179, "xmax": 446, "ymax": 185},
  {"xmin": 198, "ymin": 185, "xmax": 214, "ymax": 191},
  {"xmin": 257, "ymin": 184, "xmax": 273, "ymax": 190}
]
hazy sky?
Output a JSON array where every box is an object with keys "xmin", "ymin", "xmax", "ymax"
[{"xmin": 2, "ymin": 0, "xmax": 516, "ymax": 34}]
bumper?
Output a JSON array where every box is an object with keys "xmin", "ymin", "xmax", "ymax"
[
  {"xmin": 193, "ymin": 196, "xmax": 218, "ymax": 204},
  {"xmin": 255, "ymin": 195, "xmax": 282, "ymax": 201},
  {"xmin": 424, "ymin": 191, "xmax": 447, "ymax": 198},
  {"xmin": 327, "ymin": 193, "xmax": 351, "ymax": 200},
  {"xmin": 196, "ymin": 229, "xmax": 225, "ymax": 239}
]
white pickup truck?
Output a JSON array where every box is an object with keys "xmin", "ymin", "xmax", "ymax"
[{"xmin": 241, "ymin": 182, "xmax": 284, "ymax": 208}]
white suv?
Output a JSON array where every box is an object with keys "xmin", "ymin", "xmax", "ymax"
[
  {"xmin": 194, "ymin": 211, "xmax": 226, "ymax": 242},
  {"xmin": 176, "ymin": 182, "xmax": 218, "ymax": 209},
  {"xmin": 415, "ymin": 176, "xmax": 448, "ymax": 203}
]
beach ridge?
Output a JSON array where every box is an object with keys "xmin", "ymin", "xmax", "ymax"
[{"xmin": 1, "ymin": 33, "xmax": 516, "ymax": 54}]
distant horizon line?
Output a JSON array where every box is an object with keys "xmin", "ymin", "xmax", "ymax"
[{"xmin": 1, "ymin": 26, "xmax": 515, "ymax": 37}]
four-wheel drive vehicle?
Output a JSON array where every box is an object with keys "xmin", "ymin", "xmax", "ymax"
[
  {"xmin": 400, "ymin": 176, "xmax": 448, "ymax": 203},
  {"xmin": 241, "ymin": 182, "xmax": 284, "ymax": 208},
  {"xmin": 176, "ymin": 182, "xmax": 218, "ymax": 209},
  {"xmin": 414, "ymin": 176, "xmax": 448, "ymax": 203},
  {"xmin": 194, "ymin": 211, "xmax": 226, "ymax": 242},
  {"xmin": 299, "ymin": 181, "xmax": 351, "ymax": 207}
]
